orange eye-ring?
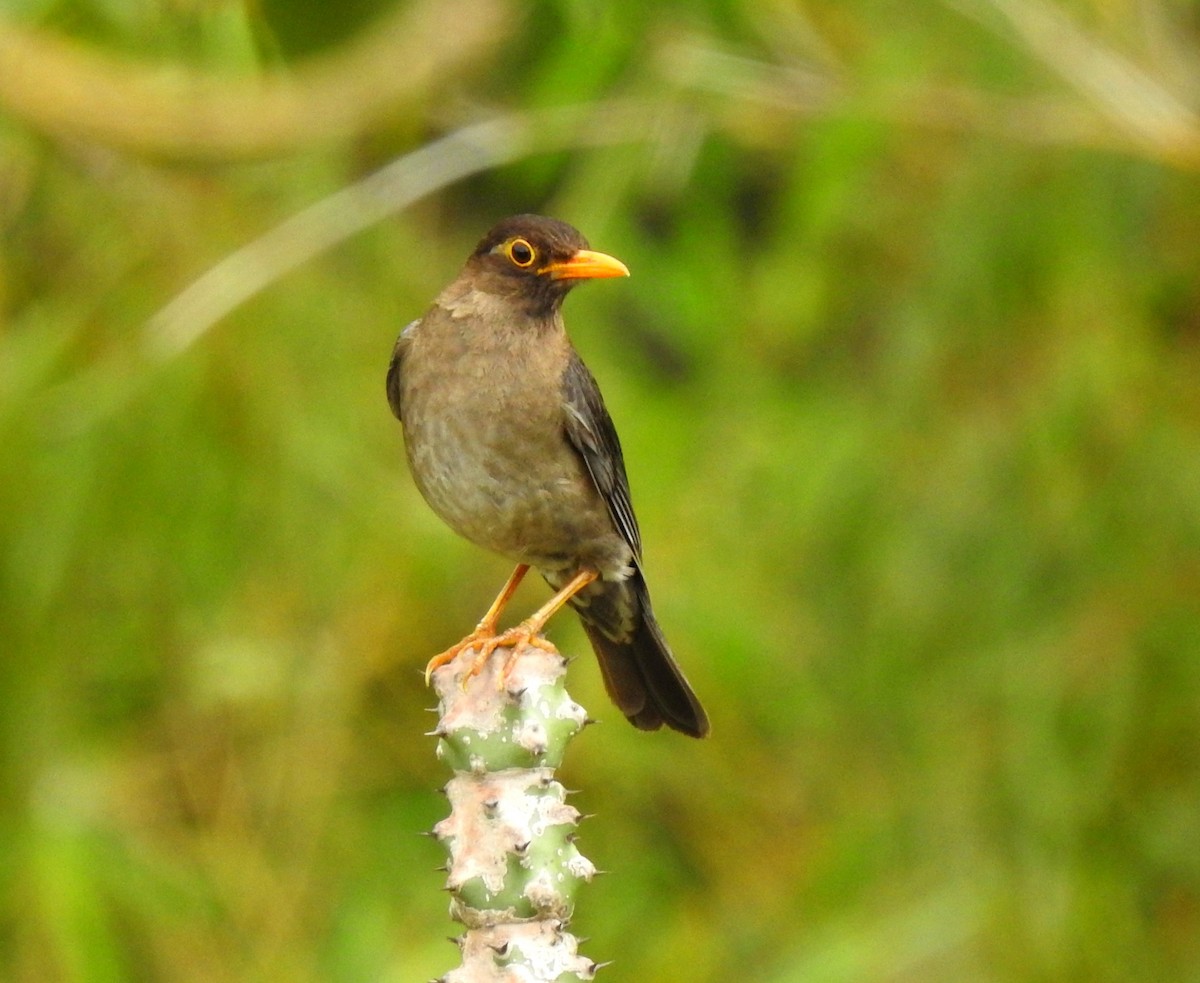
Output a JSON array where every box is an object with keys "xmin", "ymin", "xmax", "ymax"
[{"xmin": 506, "ymin": 237, "xmax": 536, "ymax": 268}]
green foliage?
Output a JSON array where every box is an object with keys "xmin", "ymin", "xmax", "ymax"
[{"xmin": 2, "ymin": 1, "xmax": 1199, "ymax": 981}]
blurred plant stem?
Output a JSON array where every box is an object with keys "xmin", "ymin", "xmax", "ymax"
[
  {"xmin": 0, "ymin": 0, "xmax": 510, "ymax": 158},
  {"xmin": 664, "ymin": 0, "xmax": 1200, "ymax": 165},
  {"xmin": 141, "ymin": 0, "xmax": 1200, "ymax": 357},
  {"xmin": 955, "ymin": 0, "xmax": 1200, "ymax": 165},
  {"xmin": 142, "ymin": 98, "xmax": 694, "ymax": 357}
]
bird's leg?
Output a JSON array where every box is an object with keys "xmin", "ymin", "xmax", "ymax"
[
  {"xmin": 486, "ymin": 568, "xmax": 600, "ymax": 689},
  {"xmin": 423, "ymin": 564, "xmax": 530, "ymax": 685}
]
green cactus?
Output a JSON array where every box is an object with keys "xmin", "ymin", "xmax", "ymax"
[{"xmin": 429, "ymin": 643, "xmax": 600, "ymax": 982}]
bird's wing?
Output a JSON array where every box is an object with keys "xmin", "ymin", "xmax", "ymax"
[
  {"xmin": 561, "ymin": 348, "xmax": 643, "ymax": 561},
  {"xmin": 385, "ymin": 320, "xmax": 418, "ymax": 422}
]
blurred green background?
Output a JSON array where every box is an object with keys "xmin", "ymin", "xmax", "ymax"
[{"xmin": 2, "ymin": 0, "xmax": 1199, "ymax": 980}]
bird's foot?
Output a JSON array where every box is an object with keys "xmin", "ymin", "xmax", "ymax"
[
  {"xmin": 424, "ymin": 567, "xmax": 593, "ymax": 690},
  {"xmin": 477, "ymin": 623, "xmax": 558, "ymax": 691},
  {"xmin": 423, "ymin": 622, "xmax": 556, "ymax": 690},
  {"xmin": 423, "ymin": 623, "xmax": 499, "ymax": 686}
]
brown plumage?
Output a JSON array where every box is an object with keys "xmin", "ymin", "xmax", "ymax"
[{"xmin": 387, "ymin": 215, "xmax": 708, "ymax": 737}]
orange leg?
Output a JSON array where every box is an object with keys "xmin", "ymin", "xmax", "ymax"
[
  {"xmin": 479, "ymin": 568, "xmax": 600, "ymax": 689},
  {"xmin": 423, "ymin": 564, "xmax": 530, "ymax": 684}
]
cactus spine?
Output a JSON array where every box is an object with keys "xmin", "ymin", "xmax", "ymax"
[{"xmin": 429, "ymin": 644, "xmax": 599, "ymax": 982}]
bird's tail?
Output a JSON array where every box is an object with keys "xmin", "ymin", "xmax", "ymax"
[{"xmin": 576, "ymin": 578, "xmax": 709, "ymax": 738}]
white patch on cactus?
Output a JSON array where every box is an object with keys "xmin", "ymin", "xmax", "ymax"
[
  {"xmin": 566, "ymin": 853, "xmax": 597, "ymax": 880},
  {"xmin": 514, "ymin": 718, "xmax": 548, "ymax": 755},
  {"xmin": 442, "ymin": 922, "xmax": 597, "ymax": 982}
]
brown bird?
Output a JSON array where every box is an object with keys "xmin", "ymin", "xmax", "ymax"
[{"xmin": 386, "ymin": 215, "xmax": 709, "ymax": 737}]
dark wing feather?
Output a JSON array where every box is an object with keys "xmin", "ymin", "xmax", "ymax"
[
  {"xmin": 561, "ymin": 348, "xmax": 642, "ymax": 561},
  {"xmin": 385, "ymin": 320, "xmax": 418, "ymax": 422}
]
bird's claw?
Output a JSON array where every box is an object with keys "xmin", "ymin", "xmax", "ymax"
[
  {"xmin": 481, "ymin": 626, "xmax": 557, "ymax": 691},
  {"xmin": 423, "ymin": 622, "xmax": 555, "ymax": 691},
  {"xmin": 423, "ymin": 623, "xmax": 496, "ymax": 686}
]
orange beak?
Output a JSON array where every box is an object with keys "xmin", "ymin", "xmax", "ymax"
[{"xmin": 541, "ymin": 249, "xmax": 630, "ymax": 281}]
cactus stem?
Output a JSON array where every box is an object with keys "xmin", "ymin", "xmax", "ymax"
[{"xmin": 427, "ymin": 640, "xmax": 598, "ymax": 981}]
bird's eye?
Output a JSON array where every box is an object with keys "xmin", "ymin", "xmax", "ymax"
[{"xmin": 506, "ymin": 238, "xmax": 536, "ymax": 268}]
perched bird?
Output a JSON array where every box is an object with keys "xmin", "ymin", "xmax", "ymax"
[{"xmin": 387, "ymin": 215, "xmax": 709, "ymax": 737}]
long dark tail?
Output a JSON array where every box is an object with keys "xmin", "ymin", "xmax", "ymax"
[{"xmin": 575, "ymin": 577, "xmax": 709, "ymax": 738}]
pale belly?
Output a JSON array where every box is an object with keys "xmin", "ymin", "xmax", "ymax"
[{"xmin": 403, "ymin": 397, "xmax": 630, "ymax": 575}]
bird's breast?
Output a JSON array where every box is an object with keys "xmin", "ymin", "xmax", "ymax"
[{"xmin": 399, "ymin": 319, "xmax": 630, "ymax": 575}]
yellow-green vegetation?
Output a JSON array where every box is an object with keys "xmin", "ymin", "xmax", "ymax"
[{"xmin": 1, "ymin": 1, "xmax": 1198, "ymax": 981}]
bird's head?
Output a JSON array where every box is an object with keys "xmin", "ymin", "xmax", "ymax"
[{"xmin": 466, "ymin": 215, "xmax": 629, "ymax": 317}]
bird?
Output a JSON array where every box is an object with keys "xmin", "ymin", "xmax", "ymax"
[{"xmin": 386, "ymin": 215, "xmax": 709, "ymax": 737}]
